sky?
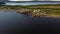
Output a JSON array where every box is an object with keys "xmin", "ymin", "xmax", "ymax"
[
  {"xmin": 9, "ymin": 0, "xmax": 34, "ymax": 1},
  {"xmin": 3, "ymin": 0, "xmax": 60, "ymax": 6},
  {"xmin": 3, "ymin": 0, "xmax": 60, "ymax": 4},
  {"xmin": 9, "ymin": 0, "xmax": 60, "ymax": 1},
  {"xmin": 5, "ymin": 1, "xmax": 60, "ymax": 6}
]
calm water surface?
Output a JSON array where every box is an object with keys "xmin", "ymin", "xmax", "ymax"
[{"xmin": 0, "ymin": 10, "xmax": 60, "ymax": 34}]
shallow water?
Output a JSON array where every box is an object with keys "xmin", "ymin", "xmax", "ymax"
[{"xmin": 0, "ymin": 10, "xmax": 60, "ymax": 34}]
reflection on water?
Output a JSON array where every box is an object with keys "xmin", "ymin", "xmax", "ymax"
[{"xmin": 0, "ymin": 10, "xmax": 60, "ymax": 34}]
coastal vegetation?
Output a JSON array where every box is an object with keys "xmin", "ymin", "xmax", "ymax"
[{"xmin": 0, "ymin": 4, "xmax": 60, "ymax": 18}]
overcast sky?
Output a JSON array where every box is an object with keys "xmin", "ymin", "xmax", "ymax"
[
  {"xmin": 0, "ymin": 0, "xmax": 60, "ymax": 2},
  {"xmin": 9, "ymin": 0, "xmax": 60, "ymax": 1}
]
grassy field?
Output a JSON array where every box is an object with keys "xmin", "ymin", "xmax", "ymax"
[{"xmin": 0, "ymin": 4, "xmax": 60, "ymax": 17}]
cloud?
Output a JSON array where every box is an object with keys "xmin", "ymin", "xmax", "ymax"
[
  {"xmin": 0, "ymin": 0, "xmax": 8, "ymax": 2},
  {"xmin": 9, "ymin": 0, "xmax": 34, "ymax": 1},
  {"xmin": 0, "ymin": 0, "xmax": 60, "ymax": 2},
  {"xmin": 51, "ymin": 0, "xmax": 60, "ymax": 1}
]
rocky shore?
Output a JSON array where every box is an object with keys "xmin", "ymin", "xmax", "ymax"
[{"xmin": 0, "ymin": 5, "xmax": 60, "ymax": 18}]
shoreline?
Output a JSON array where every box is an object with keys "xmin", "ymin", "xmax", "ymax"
[
  {"xmin": 21, "ymin": 12, "xmax": 60, "ymax": 19},
  {"xmin": 0, "ymin": 9, "xmax": 60, "ymax": 19},
  {"xmin": 29, "ymin": 14, "xmax": 60, "ymax": 18},
  {"xmin": 0, "ymin": 5, "xmax": 60, "ymax": 18}
]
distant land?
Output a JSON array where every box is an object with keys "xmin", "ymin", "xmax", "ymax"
[
  {"xmin": 0, "ymin": 1, "xmax": 60, "ymax": 18},
  {"xmin": 1, "ymin": 1, "xmax": 60, "ymax": 6}
]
